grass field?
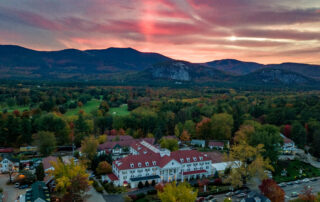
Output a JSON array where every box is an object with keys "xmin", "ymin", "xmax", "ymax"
[
  {"xmin": 274, "ymin": 160, "xmax": 320, "ymax": 182},
  {"xmin": 109, "ymin": 104, "xmax": 130, "ymax": 116},
  {"xmin": 64, "ymin": 99, "xmax": 101, "ymax": 116},
  {"xmin": 2, "ymin": 105, "xmax": 30, "ymax": 113}
]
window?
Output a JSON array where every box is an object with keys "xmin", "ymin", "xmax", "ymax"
[
  {"xmin": 123, "ymin": 176, "xmax": 127, "ymax": 180},
  {"xmin": 138, "ymin": 163, "xmax": 141, "ymax": 167},
  {"xmin": 180, "ymin": 158, "xmax": 184, "ymax": 163},
  {"xmin": 199, "ymin": 157, "xmax": 203, "ymax": 160},
  {"xmin": 152, "ymin": 161, "xmax": 156, "ymax": 166},
  {"xmin": 130, "ymin": 163, "xmax": 134, "ymax": 168},
  {"xmin": 193, "ymin": 157, "xmax": 197, "ymax": 161},
  {"xmin": 145, "ymin": 162, "xmax": 149, "ymax": 166},
  {"xmin": 187, "ymin": 158, "xmax": 190, "ymax": 162}
]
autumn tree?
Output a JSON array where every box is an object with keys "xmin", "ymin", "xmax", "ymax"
[
  {"xmin": 157, "ymin": 181, "xmax": 197, "ymax": 202},
  {"xmin": 225, "ymin": 141, "xmax": 273, "ymax": 188},
  {"xmin": 298, "ymin": 186, "xmax": 317, "ymax": 202},
  {"xmin": 33, "ymin": 131, "xmax": 57, "ymax": 156},
  {"xmin": 50, "ymin": 159, "xmax": 91, "ymax": 201},
  {"xmin": 96, "ymin": 161, "xmax": 112, "ymax": 175},
  {"xmin": 211, "ymin": 113, "xmax": 234, "ymax": 140},
  {"xmin": 160, "ymin": 138, "xmax": 179, "ymax": 151},
  {"xmin": 35, "ymin": 163, "xmax": 45, "ymax": 181},
  {"xmin": 196, "ymin": 117, "xmax": 212, "ymax": 140},
  {"xmin": 81, "ymin": 136, "xmax": 98, "ymax": 163},
  {"xmin": 180, "ymin": 130, "xmax": 190, "ymax": 141},
  {"xmin": 259, "ymin": 179, "xmax": 285, "ymax": 202}
]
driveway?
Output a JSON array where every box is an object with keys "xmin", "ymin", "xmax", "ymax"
[
  {"xmin": 0, "ymin": 174, "xmax": 26, "ymax": 202},
  {"xmin": 103, "ymin": 194, "xmax": 124, "ymax": 202},
  {"xmin": 85, "ymin": 186, "xmax": 106, "ymax": 202}
]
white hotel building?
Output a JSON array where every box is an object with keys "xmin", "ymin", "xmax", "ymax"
[{"xmin": 104, "ymin": 141, "xmax": 213, "ymax": 188}]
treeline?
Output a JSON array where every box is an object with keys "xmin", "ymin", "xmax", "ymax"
[{"xmin": 1, "ymin": 84, "xmax": 320, "ymax": 158}]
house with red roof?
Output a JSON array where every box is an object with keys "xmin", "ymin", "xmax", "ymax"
[
  {"xmin": 98, "ymin": 136, "xmax": 155, "ymax": 160},
  {"xmin": 208, "ymin": 141, "xmax": 229, "ymax": 150},
  {"xmin": 104, "ymin": 140, "xmax": 212, "ymax": 188}
]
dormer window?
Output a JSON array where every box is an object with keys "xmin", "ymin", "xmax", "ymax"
[
  {"xmin": 152, "ymin": 161, "xmax": 156, "ymax": 166},
  {"xmin": 130, "ymin": 163, "xmax": 134, "ymax": 168},
  {"xmin": 199, "ymin": 157, "xmax": 203, "ymax": 160},
  {"xmin": 187, "ymin": 158, "xmax": 190, "ymax": 162},
  {"xmin": 180, "ymin": 158, "xmax": 184, "ymax": 163},
  {"xmin": 193, "ymin": 157, "xmax": 197, "ymax": 161},
  {"xmin": 138, "ymin": 146, "xmax": 141, "ymax": 150},
  {"xmin": 138, "ymin": 162, "xmax": 142, "ymax": 167},
  {"xmin": 145, "ymin": 162, "xmax": 149, "ymax": 166}
]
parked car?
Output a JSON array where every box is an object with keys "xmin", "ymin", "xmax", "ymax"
[
  {"xmin": 196, "ymin": 197, "xmax": 205, "ymax": 202},
  {"xmin": 236, "ymin": 193, "xmax": 246, "ymax": 198},
  {"xmin": 205, "ymin": 195, "xmax": 214, "ymax": 200},
  {"xmin": 302, "ymin": 178, "xmax": 310, "ymax": 183},
  {"xmin": 291, "ymin": 192, "xmax": 299, "ymax": 197},
  {"xmin": 279, "ymin": 182, "xmax": 286, "ymax": 187},
  {"xmin": 310, "ymin": 178, "xmax": 318, "ymax": 181},
  {"xmin": 19, "ymin": 184, "xmax": 28, "ymax": 189},
  {"xmin": 294, "ymin": 180, "xmax": 302, "ymax": 184},
  {"xmin": 225, "ymin": 192, "xmax": 234, "ymax": 197},
  {"xmin": 15, "ymin": 183, "xmax": 20, "ymax": 188},
  {"xmin": 287, "ymin": 181, "xmax": 294, "ymax": 185}
]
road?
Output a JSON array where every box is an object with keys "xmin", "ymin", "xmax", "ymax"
[
  {"xmin": 282, "ymin": 179, "xmax": 320, "ymax": 201},
  {"xmin": 0, "ymin": 174, "xmax": 26, "ymax": 202}
]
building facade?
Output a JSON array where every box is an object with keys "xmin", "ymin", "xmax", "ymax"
[{"xmin": 105, "ymin": 141, "xmax": 212, "ymax": 188}]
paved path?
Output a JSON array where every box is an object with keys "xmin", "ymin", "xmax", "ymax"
[
  {"xmin": 85, "ymin": 186, "xmax": 106, "ymax": 202},
  {"xmin": 0, "ymin": 174, "xmax": 26, "ymax": 202}
]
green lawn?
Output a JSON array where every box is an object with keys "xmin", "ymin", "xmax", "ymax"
[
  {"xmin": 64, "ymin": 99, "xmax": 101, "ymax": 116},
  {"xmin": 273, "ymin": 160, "xmax": 320, "ymax": 183},
  {"xmin": 2, "ymin": 105, "xmax": 30, "ymax": 113},
  {"xmin": 109, "ymin": 104, "xmax": 130, "ymax": 116}
]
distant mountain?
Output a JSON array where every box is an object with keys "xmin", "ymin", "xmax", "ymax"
[
  {"xmin": 0, "ymin": 45, "xmax": 320, "ymax": 88},
  {"xmin": 0, "ymin": 45, "xmax": 172, "ymax": 79},
  {"xmin": 143, "ymin": 60, "xmax": 232, "ymax": 82},
  {"xmin": 266, "ymin": 63, "xmax": 320, "ymax": 80},
  {"xmin": 238, "ymin": 68, "xmax": 314, "ymax": 85},
  {"xmin": 205, "ymin": 59, "xmax": 263, "ymax": 75}
]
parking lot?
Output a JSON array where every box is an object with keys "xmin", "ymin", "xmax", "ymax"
[{"xmin": 0, "ymin": 174, "xmax": 27, "ymax": 202}]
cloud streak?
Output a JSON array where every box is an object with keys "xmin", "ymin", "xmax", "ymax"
[{"xmin": 0, "ymin": 0, "xmax": 320, "ymax": 64}]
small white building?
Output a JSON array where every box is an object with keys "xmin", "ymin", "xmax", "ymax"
[
  {"xmin": 208, "ymin": 141, "xmax": 229, "ymax": 150},
  {"xmin": 280, "ymin": 134, "xmax": 296, "ymax": 154},
  {"xmin": 191, "ymin": 139, "xmax": 206, "ymax": 148},
  {"xmin": 0, "ymin": 157, "xmax": 19, "ymax": 173}
]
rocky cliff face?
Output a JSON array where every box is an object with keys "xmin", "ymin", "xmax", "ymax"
[
  {"xmin": 242, "ymin": 68, "xmax": 312, "ymax": 85},
  {"xmin": 146, "ymin": 61, "xmax": 230, "ymax": 82}
]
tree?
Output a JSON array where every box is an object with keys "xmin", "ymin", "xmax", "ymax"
[
  {"xmin": 196, "ymin": 117, "xmax": 212, "ymax": 140},
  {"xmin": 291, "ymin": 121, "xmax": 307, "ymax": 148},
  {"xmin": 259, "ymin": 179, "xmax": 285, "ymax": 202},
  {"xmin": 50, "ymin": 158, "xmax": 91, "ymax": 201},
  {"xmin": 35, "ymin": 163, "xmax": 45, "ymax": 181},
  {"xmin": 80, "ymin": 136, "xmax": 98, "ymax": 163},
  {"xmin": 157, "ymin": 181, "xmax": 197, "ymax": 202},
  {"xmin": 225, "ymin": 141, "xmax": 273, "ymax": 188},
  {"xmin": 74, "ymin": 113, "xmax": 90, "ymax": 146},
  {"xmin": 298, "ymin": 186, "xmax": 317, "ymax": 201},
  {"xmin": 180, "ymin": 130, "xmax": 190, "ymax": 141},
  {"xmin": 138, "ymin": 181, "xmax": 144, "ymax": 189},
  {"xmin": 211, "ymin": 113, "xmax": 234, "ymax": 140},
  {"xmin": 33, "ymin": 131, "xmax": 56, "ymax": 156},
  {"xmin": 248, "ymin": 125, "xmax": 283, "ymax": 163},
  {"xmin": 160, "ymin": 138, "xmax": 179, "ymax": 151},
  {"xmin": 96, "ymin": 161, "xmax": 112, "ymax": 175}
]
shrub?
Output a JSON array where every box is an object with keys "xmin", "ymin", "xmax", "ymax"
[
  {"xmin": 136, "ymin": 193, "xmax": 146, "ymax": 199},
  {"xmin": 147, "ymin": 189, "xmax": 157, "ymax": 195},
  {"xmin": 145, "ymin": 181, "xmax": 150, "ymax": 187},
  {"xmin": 138, "ymin": 181, "xmax": 144, "ymax": 189}
]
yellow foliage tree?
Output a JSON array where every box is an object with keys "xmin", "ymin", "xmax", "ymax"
[
  {"xmin": 225, "ymin": 141, "xmax": 273, "ymax": 188},
  {"xmin": 157, "ymin": 181, "xmax": 197, "ymax": 202},
  {"xmin": 81, "ymin": 135, "xmax": 98, "ymax": 162},
  {"xmin": 49, "ymin": 159, "xmax": 91, "ymax": 201}
]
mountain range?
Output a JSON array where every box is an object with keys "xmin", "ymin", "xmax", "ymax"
[{"xmin": 0, "ymin": 45, "xmax": 319, "ymax": 87}]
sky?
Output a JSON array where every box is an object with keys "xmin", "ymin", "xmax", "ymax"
[{"xmin": 1, "ymin": 0, "xmax": 320, "ymax": 64}]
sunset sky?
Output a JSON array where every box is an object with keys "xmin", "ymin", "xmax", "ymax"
[{"xmin": 1, "ymin": 0, "xmax": 320, "ymax": 64}]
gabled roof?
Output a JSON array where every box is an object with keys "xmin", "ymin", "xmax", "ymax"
[
  {"xmin": 208, "ymin": 141, "xmax": 224, "ymax": 147},
  {"xmin": 42, "ymin": 156, "xmax": 58, "ymax": 171},
  {"xmin": 171, "ymin": 150, "xmax": 209, "ymax": 163},
  {"xmin": 107, "ymin": 173, "xmax": 119, "ymax": 181}
]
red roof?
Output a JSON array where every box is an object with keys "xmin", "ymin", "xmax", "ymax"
[
  {"xmin": 107, "ymin": 173, "xmax": 119, "ymax": 181},
  {"xmin": 42, "ymin": 156, "xmax": 58, "ymax": 170},
  {"xmin": 99, "ymin": 137, "xmax": 155, "ymax": 151},
  {"xmin": 208, "ymin": 141, "xmax": 224, "ymax": 147},
  {"xmin": 0, "ymin": 148, "xmax": 14, "ymax": 153},
  {"xmin": 107, "ymin": 135, "xmax": 134, "ymax": 141},
  {"xmin": 171, "ymin": 150, "xmax": 209, "ymax": 163},
  {"xmin": 283, "ymin": 136, "xmax": 294, "ymax": 144},
  {"xmin": 182, "ymin": 170, "xmax": 207, "ymax": 175},
  {"xmin": 114, "ymin": 149, "xmax": 210, "ymax": 170}
]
